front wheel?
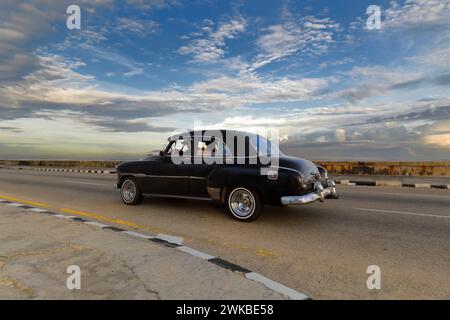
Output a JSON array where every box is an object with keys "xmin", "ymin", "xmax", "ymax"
[
  {"xmin": 225, "ymin": 187, "xmax": 262, "ymax": 222},
  {"xmin": 120, "ymin": 177, "xmax": 143, "ymax": 205}
]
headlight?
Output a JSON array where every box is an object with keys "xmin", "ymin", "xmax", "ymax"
[
  {"xmin": 298, "ymin": 173, "xmax": 306, "ymax": 189},
  {"xmin": 317, "ymin": 166, "xmax": 328, "ymax": 179}
]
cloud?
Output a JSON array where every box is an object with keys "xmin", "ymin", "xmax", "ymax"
[
  {"xmin": 406, "ymin": 47, "xmax": 450, "ymax": 66},
  {"xmin": 55, "ymin": 28, "xmax": 147, "ymax": 77},
  {"xmin": 245, "ymin": 10, "xmax": 340, "ymax": 74},
  {"xmin": 1, "ymin": 1, "xmax": 450, "ymax": 160},
  {"xmin": 384, "ymin": 0, "xmax": 450, "ymax": 29},
  {"xmin": 0, "ymin": 0, "xmax": 115, "ymax": 83},
  {"xmin": 115, "ymin": 17, "xmax": 159, "ymax": 37},
  {"xmin": 334, "ymin": 128, "xmax": 346, "ymax": 142},
  {"xmin": 364, "ymin": 105, "xmax": 450, "ymax": 125},
  {"xmin": 434, "ymin": 73, "xmax": 450, "ymax": 85},
  {"xmin": 85, "ymin": 118, "xmax": 175, "ymax": 132},
  {"xmin": 206, "ymin": 99, "xmax": 450, "ymax": 160},
  {"xmin": 178, "ymin": 16, "xmax": 247, "ymax": 63},
  {"xmin": 0, "ymin": 0, "xmax": 61, "ymax": 81},
  {"xmin": 284, "ymin": 125, "xmax": 415, "ymax": 150},
  {"xmin": 334, "ymin": 65, "xmax": 450, "ymax": 103},
  {"xmin": 280, "ymin": 112, "xmax": 450, "ymax": 161},
  {"xmin": 190, "ymin": 76, "xmax": 328, "ymax": 102},
  {"xmin": 422, "ymin": 120, "xmax": 450, "ymax": 147},
  {"xmin": 0, "ymin": 126, "xmax": 23, "ymax": 133},
  {"xmin": 0, "ymin": 52, "xmax": 332, "ymax": 134},
  {"xmin": 1, "ymin": 50, "xmax": 448, "ymax": 159},
  {"xmin": 125, "ymin": 0, "xmax": 180, "ymax": 10}
]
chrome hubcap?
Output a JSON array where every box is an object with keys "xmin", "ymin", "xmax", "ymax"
[
  {"xmin": 229, "ymin": 188, "xmax": 255, "ymax": 218},
  {"xmin": 122, "ymin": 180, "xmax": 136, "ymax": 202}
]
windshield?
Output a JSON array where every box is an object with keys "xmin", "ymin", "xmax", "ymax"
[{"xmin": 249, "ymin": 135, "xmax": 282, "ymax": 157}]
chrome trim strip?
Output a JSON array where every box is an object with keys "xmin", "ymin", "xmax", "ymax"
[
  {"xmin": 143, "ymin": 193, "xmax": 212, "ymax": 201},
  {"xmin": 261, "ymin": 166, "xmax": 306, "ymax": 175},
  {"xmin": 207, "ymin": 187, "xmax": 221, "ymax": 201},
  {"xmin": 118, "ymin": 173, "xmax": 205, "ymax": 179},
  {"xmin": 123, "ymin": 173, "xmax": 147, "ymax": 177},
  {"xmin": 281, "ymin": 188, "xmax": 332, "ymax": 205},
  {"xmin": 281, "ymin": 179, "xmax": 338, "ymax": 205},
  {"xmin": 145, "ymin": 175, "xmax": 188, "ymax": 179},
  {"xmin": 275, "ymin": 166, "xmax": 301, "ymax": 174},
  {"xmin": 189, "ymin": 176, "xmax": 207, "ymax": 180}
]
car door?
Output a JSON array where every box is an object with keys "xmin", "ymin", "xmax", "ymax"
[
  {"xmin": 141, "ymin": 139, "xmax": 190, "ymax": 195},
  {"xmin": 185, "ymin": 138, "xmax": 226, "ymax": 197}
]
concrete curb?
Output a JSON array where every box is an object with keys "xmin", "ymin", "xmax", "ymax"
[
  {"xmin": 0, "ymin": 198, "xmax": 309, "ymax": 300},
  {"xmin": 335, "ymin": 179, "xmax": 449, "ymax": 189},
  {"xmin": 34, "ymin": 168, "xmax": 116, "ymax": 174}
]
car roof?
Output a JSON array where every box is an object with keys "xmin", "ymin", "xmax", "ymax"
[{"xmin": 168, "ymin": 129, "xmax": 259, "ymax": 141}]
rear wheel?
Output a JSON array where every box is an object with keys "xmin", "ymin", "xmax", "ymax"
[
  {"xmin": 225, "ymin": 187, "xmax": 262, "ymax": 222},
  {"xmin": 120, "ymin": 177, "xmax": 143, "ymax": 205}
]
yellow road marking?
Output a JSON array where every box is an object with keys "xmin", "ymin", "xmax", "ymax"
[
  {"xmin": 256, "ymin": 249, "xmax": 275, "ymax": 257},
  {"xmin": 60, "ymin": 209, "xmax": 277, "ymax": 257},
  {"xmin": 0, "ymin": 195, "xmax": 49, "ymax": 208},
  {"xmin": 0, "ymin": 193, "xmax": 277, "ymax": 258},
  {"xmin": 208, "ymin": 239, "xmax": 276, "ymax": 257},
  {"xmin": 59, "ymin": 208, "xmax": 161, "ymax": 233}
]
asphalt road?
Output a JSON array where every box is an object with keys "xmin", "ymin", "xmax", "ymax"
[{"xmin": 0, "ymin": 168, "xmax": 449, "ymax": 299}]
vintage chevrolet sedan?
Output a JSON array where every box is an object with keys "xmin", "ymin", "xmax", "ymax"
[{"xmin": 116, "ymin": 130, "xmax": 338, "ymax": 222}]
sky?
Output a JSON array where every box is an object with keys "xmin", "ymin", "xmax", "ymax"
[{"xmin": 0, "ymin": 0, "xmax": 449, "ymax": 160}]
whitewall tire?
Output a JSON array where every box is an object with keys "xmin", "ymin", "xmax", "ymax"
[{"xmin": 226, "ymin": 187, "xmax": 262, "ymax": 222}]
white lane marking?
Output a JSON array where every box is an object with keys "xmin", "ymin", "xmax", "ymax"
[
  {"xmin": 54, "ymin": 214, "xmax": 76, "ymax": 220},
  {"xmin": 84, "ymin": 221, "xmax": 109, "ymax": 228},
  {"xmin": 65, "ymin": 180, "xmax": 111, "ymax": 187},
  {"xmin": 344, "ymin": 189, "xmax": 450, "ymax": 200},
  {"xmin": 355, "ymin": 207, "xmax": 450, "ymax": 220},
  {"xmin": 380, "ymin": 192, "xmax": 450, "ymax": 199},
  {"xmin": 7, "ymin": 202, "xmax": 24, "ymax": 207},
  {"xmin": 0, "ymin": 200, "xmax": 312, "ymax": 300},
  {"xmin": 123, "ymin": 230, "xmax": 153, "ymax": 240},
  {"xmin": 27, "ymin": 208, "xmax": 48, "ymax": 213},
  {"xmin": 375, "ymin": 181, "xmax": 402, "ymax": 187},
  {"xmin": 245, "ymin": 272, "xmax": 309, "ymax": 300},
  {"xmin": 415, "ymin": 183, "xmax": 431, "ymax": 188},
  {"xmin": 177, "ymin": 246, "xmax": 215, "ymax": 260},
  {"xmin": 156, "ymin": 233, "xmax": 184, "ymax": 245}
]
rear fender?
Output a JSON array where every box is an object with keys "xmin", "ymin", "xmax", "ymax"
[{"xmin": 207, "ymin": 166, "xmax": 285, "ymax": 204}]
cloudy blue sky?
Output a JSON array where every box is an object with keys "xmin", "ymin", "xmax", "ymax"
[{"xmin": 0, "ymin": 0, "xmax": 449, "ymax": 160}]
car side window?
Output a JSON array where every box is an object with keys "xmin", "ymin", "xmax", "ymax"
[
  {"xmin": 195, "ymin": 141, "xmax": 208, "ymax": 156},
  {"xmin": 219, "ymin": 140, "xmax": 232, "ymax": 157},
  {"xmin": 166, "ymin": 138, "xmax": 191, "ymax": 155},
  {"xmin": 196, "ymin": 138, "xmax": 231, "ymax": 157}
]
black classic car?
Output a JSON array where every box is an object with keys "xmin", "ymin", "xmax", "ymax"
[{"xmin": 116, "ymin": 130, "xmax": 338, "ymax": 222}]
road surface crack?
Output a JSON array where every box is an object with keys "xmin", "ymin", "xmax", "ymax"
[
  {"xmin": 113, "ymin": 257, "xmax": 161, "ymax": 300},
  {"xmin": 0, "ymin": 276, "xmax": 35, "ymax": 298}
]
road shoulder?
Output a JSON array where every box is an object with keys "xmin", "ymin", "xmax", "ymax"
[{"xmin": 0, "ymin": 203, "xmax": 302, "ymax": 300}]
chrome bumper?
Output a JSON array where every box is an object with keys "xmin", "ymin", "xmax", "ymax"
[{"xmin": 281, "ymin": 180, "xmax": 338, "ymax": 205}]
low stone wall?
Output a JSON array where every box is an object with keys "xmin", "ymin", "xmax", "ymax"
[
  {"xmin": 1, "ymin": 160, "xmax": 450, "ymax": 176},
  {"xmin": 315, "ymin": 161, "xmax": 450, "ymax": 177}
]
